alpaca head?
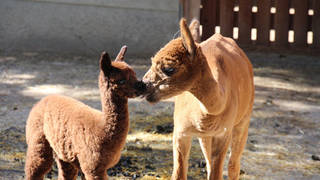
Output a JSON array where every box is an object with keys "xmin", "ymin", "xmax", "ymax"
[
  {"xmin": 99, "ymin": 46, "xmax": 147, "ymax": 98},
  {"xmin": 142, "ymin": 18, "xmax": 200, "ymax": 103}
]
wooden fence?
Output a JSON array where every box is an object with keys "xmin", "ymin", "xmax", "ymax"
[{"xmin": 185, "ymin": 0, "xmax": 320, "ymax": 50}]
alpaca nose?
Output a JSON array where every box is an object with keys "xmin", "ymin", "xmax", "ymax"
[
  {"xmin": 143, "ymin": 69, "xmax": 159, "ymax": 89},
  {"xmin": 142, "ymin": 69, "xmax": 156, "ymax": 84},
  {"xmin": 134, "ymin": 81, "xmax": 147, "ymax": 95}
]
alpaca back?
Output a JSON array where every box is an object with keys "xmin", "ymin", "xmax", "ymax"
[{"xmin": 28, "ymin": 95, "xmax": 103, "ymax": 162}]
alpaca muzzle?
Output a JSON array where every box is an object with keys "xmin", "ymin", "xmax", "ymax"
[{"xmin": 134, "ymin": 81, "xmax": 147, "ymax": 96}]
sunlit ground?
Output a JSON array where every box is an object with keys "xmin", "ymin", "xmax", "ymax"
[{"xmin": 0, "ymin": 52, "xmax": 319, "ymax": 179}]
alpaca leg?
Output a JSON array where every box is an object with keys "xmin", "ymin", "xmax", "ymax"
[
  {"xmin": 210, "ymin": 133, "xmax": 232, "ymax": 180},
  {"xmin": 25, "ymin": 136, "xmax": 54, "ymax": 180},
  {"xmin": 198, "ymin": 137, "xmax": 213, "ymax": 180},
  {"xmin": 171, "ymin": 133, "xmax": 192, "ymax": 180},
  {"xmin": 78, "ymin": 154, "xmax": 108, "ymax": 180},
  {"xmin": 81, "ymin": 169, "xmax": 108, "ymax": 180},
  {"xmin": 56, "ymin": 159, "xmax": 78, "ymax": 180},
  {"xmin": 228, "ymin": 116, "xmax": 250, "ymax": 180}
]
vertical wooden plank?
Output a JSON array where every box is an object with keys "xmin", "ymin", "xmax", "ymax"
[
  {"xmin": 313, "ymin": 0, "xmax": 320, "ymax": 47},
  {"xmin": 220, "ymin": 0, "xmax": 235, "ymax": 37},
  {"xmin": 293, "ymin": 0, "xmax": 308, "ymax": 47},
  {"xmin": 180, "ymin": 0, "xmax": 187, "ymax": 18},
  {"xmin": 274, "ymin": 0, "xmax": 290, "ymax": 46},
  {"xmin": 189, "ymin": 0, "xmax": 201, "ymax": 23},
  {"xmin": 238, "ymin": 0, "xmax": 252, "ymax": 44},
  {"xmin": 256, "ymin": 0, "xmax": 271, "ymax": 45},
  {"xmin": 201, "ymin": 0, "xmax": 218, "ymax": 41},
  {"xmin": 181, "ymin": 0, "xmax": 201, "ymax": 23}
]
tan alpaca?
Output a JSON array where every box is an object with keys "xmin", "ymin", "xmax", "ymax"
[
  {"xmin": 143, "ymin": 19, "xmax": 254, "ymax": 180},
  {"xmin": 25, "ymin": 46, "xmax": 147, "ymax": 180}
]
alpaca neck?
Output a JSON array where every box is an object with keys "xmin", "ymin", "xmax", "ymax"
[
  {"xmin": 101, "ymin": 90, "xmax": 128, "ymax": 121},
  {"xmin": 189, "ymin": 55, "xmax": 228, "ymax": 115},
  {"xmin": 99, "ymin": 73, "xmax": 129, "ymax": 132}
]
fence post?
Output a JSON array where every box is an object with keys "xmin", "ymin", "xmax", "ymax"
[
  {"xmin": 256, "ymin": 0, "xmax": 271, "ymax": 45},
  {"xmin": 238, "ymin": 0, "xmax": 252, "ymax": 44},
  {"xmin": 293, "ymin": 0, "xmax": 308, "ymax": 47},
  {"xmin": 180, "ymin": 0, "xmax": 201, "ymax": 24},
  {"xmin": 201, "ymin": 0, "xmax": 218, "ymax": 41},
  {"xmin": 313, "ymin": 0, "xmax": 320, "ymax": 48},
  {"xmin": 220, "ymin": 0, "xmax": 235, "ymax": 37},
  {"xmin": 274, "ymin": 0, "xmax": 290, "ymax": 47}
]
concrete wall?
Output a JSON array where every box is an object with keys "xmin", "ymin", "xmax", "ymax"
[{"xmin": 0, "ymin": 0, "xmax": 179, "ymax": 57}]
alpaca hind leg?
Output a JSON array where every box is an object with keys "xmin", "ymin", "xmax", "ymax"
[
  {"xmin": 210, "ymin": 133, "xmax": 232, "ymax": 180},
  {"xmin": 56, "ymin": 159, "xmax": 78, "ymax": 180},
  {"xmin": 228, "ymin": 116, "xmax": 250, "ymax": 180},
  {"xmin": 25, "ymin": 136, "xmax": 54, "ymax": 180}
]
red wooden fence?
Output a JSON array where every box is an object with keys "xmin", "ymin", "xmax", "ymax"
[{"xmin": 197, "ymin": 0, "xmax": 320, "ymax": 50}]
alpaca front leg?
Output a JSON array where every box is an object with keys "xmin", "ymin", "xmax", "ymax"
[
  {"xmin": 81, "ymin": 171, "xmax": 108, "ymax": 180},
  {"xmin": 198, "ymin": 137, "xmax": 213, "ymax": 180},
  {"xmin": 56, "ymin": 159, "xmax": 78, "ymax": 180},
  {"xmin": 210, "ymin": 133, "xmax": 232, "ymax": 180},
  {"xmin": 171, "ymin": 134, "xmax": 191, "ymax": 180},
  {"xmin": 81, "ymin": 163, "xmax": 108, "ymax": 180}
]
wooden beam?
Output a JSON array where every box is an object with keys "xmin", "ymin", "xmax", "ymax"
[
  {"xmin": 256, "ymin": 0, "xmax": 271, "ymax": 45},
  {"xmin": 293, "ymin": 0, "xmax": 308, "ymax": 47},
  {"xmin": 238, "ymin": 0, "xmax": 252, "ymax": 44},
  {"xmin": 313, "ymin": 0, "xmax": 320, "ymax": 47},
  {"xmin": 201, "ymin": 0, "xmax": 218, "ymax": 41},
  {"xmin": 220, "ymin": 0, "xmax": 235, "ymax": 37},
  {"xmin": 274, "ymin": 0, "xmax": 290, "ymax": 47}
]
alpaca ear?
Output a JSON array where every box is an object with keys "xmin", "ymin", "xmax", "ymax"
[
  {"xmin": 115, "ymin": 45, "xmax": 127, "ymax": 62},
  {"xmin": 180, "ymin": 18, "xmax": 196, "ymax": 59},
  {"xmin": 189, "ymin": 18, "xmax": 201, "ymax": 43},
  {"xmin": 99, "ymin": 51, "xmax": 112, "ymax": 76}
]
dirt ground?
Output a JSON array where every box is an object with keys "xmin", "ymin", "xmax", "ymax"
[{"xmin": 0, "ymin": 51, "xmax": 319, "ymax": 180}]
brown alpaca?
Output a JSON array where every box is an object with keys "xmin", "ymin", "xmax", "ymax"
[
  {"xmin": 143, "ymin": 19, "xmax": 254, "ymax": 180},
  {"xmin": 25, "ymin": 46, "xmax": 147, "ymax": 180}
]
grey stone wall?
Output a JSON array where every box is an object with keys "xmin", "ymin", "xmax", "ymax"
[{"xmin": 0, "ymin": 0, "xmax": 179, "ymax": 57}]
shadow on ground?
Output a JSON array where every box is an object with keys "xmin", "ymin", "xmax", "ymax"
[{"xmin": 0, "ymin": 52, "xmax": 319, "ymax": 179}]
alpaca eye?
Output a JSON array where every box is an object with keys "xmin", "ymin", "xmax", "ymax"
[
  {"xmin": 117, "ymin": 79, "xmax": 126, "ymax": 85},
  {"xmin": 162, "ymin": 67, "xmax": 175, "ymax": 76}
]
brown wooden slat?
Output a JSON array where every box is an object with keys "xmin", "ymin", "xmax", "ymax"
[
  {"xmin": 216, "ymin": 0, "xmax": 221, "ymax": 26},
  {"xmin": 313, "ymin": 0, "xmax": 320, "ymax": 47},
  {"xmin": 274, "ymin": 0, "xmax": 290, "ymax": 46},
  {"xmin": 256, "ymin": 0, "xmax": 271, "ymax": 45},
  {"xmin": 308, "ymin": 15, "xmax": 312, "ymax": 31},
  {"xmin": 293, "ymin": 0, "xmax": 308, "ymax": 47},
  {"xmin": 252, "ymin": 12, "xmax": 257, "ymax": 28},
  {"xmin": 201, "ymin": 0, "xmax": 218, "ymax": 41},
  {"xmin": 220, "ymin": 0, "xmax": 235, "ymax": 37},
  {"xmin": 270, "ymin": 13, "xmax": 275, "ymax": 29},
  {"xmin": 182, "ymin": 0, "xmax": 201, "ymax": 23},
  {"xmin": 238, "ymin": 0, "xmax": 252, "ymax": 44},
  {"xmin": 289, "ymin": 14, "xmax": 294, "ymax": 30},
  {"xmin": 234, "ymin": 11, "xmax": 239, "ymax": 27}
]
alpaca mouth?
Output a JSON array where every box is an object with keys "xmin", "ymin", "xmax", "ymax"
[
  {"xmin": 142, "ymin": 86, "xmax": 159, "ymax": 103},
  {"xmin": 142, "ymin": 78, "xmax": 170, "ymax": 103},
  {"xmin": 145, "ymin": 92, "xmax": 160, "ymax": 103},
  {"xmin": 134, "ymin": 81, "xmax": 148, "ymax": 97}
]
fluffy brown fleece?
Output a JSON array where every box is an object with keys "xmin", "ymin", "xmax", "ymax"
[
  {"xmin": 25, "ymin": 47, "xmax": 146, "ymax": 180},
  {"xmin": 143, "ymin": 19, "xmax": 254, "ymax": 180}
]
